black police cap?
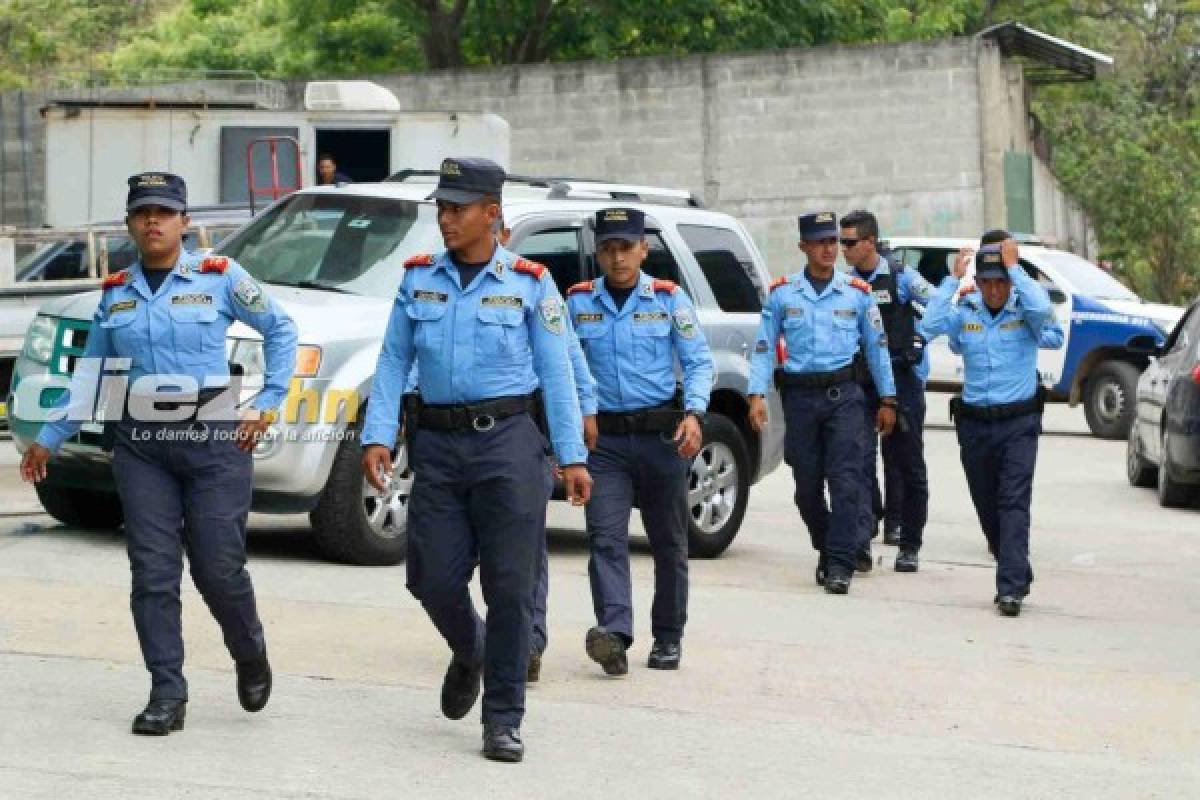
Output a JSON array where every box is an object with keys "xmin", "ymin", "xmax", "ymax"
[
  {"xmin": 798, "ymin": 211, "xmax": 838, "ymax": 241},
  {"xmin": 427, "ymin": 157, "xmax": 506, "ymax": 204},
  {"xmin": 126, "ymin": 172, "xmax": 187, "ymax": 213},
  {"xmin": 594, "ymin": 208, "xmax": 645, "ymax": 244},
  {"xmin": 975, "ymin": 244, "xmax": 1010, "ymax": 279}
]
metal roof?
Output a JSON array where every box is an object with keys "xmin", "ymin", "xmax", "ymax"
[{"xmin": 980, "ymin": 22, "xmax": 1115, "ymax": 84}]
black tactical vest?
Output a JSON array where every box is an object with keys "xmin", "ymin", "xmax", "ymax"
[{"xmin": 865, "ymin": 266, "xmax": 924, "ymax": 368}]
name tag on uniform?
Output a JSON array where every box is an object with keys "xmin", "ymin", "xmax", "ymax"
[
  {"xmin": 633, "ymin": 311, "xmax": 669, "ymax": 322},
  {"xmin": 999, "ymin": 320, "xmax": 1024, "ymax": 330},
  {"xmin": 414, "ymin": 290, "xmax": 448, "ymax": 303},
  {"xmin": 482, "ymin": 295, "xmax": 522, "ymax": 309},
  {"xmin": 962, "ymin": 322, "xmax": 983, "ymax": 333},
  {"xmin": 833, "ymin": 309, "xmax": 856, "ymax": 319},
  {"xmin": 785, "ymin": 307, "xmax": 804, "ymax": 317},
  {"xmin": 109, "ymin": 300, "xmax": 137, "ymax": 314},
  {"xmin": 873, "ymin": 290, "xmax": 892, "ymax": 304},
  {"xmin": 576, "ymin": 312, "xmax": 604, "ymax": 323},
  {"xmin": 171, "ymin": 293, "xmax": 214, "ymax": 306}
]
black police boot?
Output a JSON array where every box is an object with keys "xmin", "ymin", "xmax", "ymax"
[
  {"xmin": 132, "ymin": 699, "xmax": 186, "ymax": 735},
  {"xmin": 440, "ymin": 655, "xmax": 483, "ymax": 720},
  {"xmin": 585, "ymin": 626, "xmax": 628, "ymax": 676},
  {"xmin": 855, "ymin": 543, "xmax": 873, "ymax": 573},
  {"xmin": 647, "ymin": 640, "xmax": 681, "ymax": 670},
  {"xmin": 824, "ymin": 567, "xmax": 852, "ymax": 595},
  {"xmin": 815, "ymin": 554, "xmax": 828, "ymax": 587},
  {"xmin": 894, "ymin": 548, "xmax": 919, "ymax": 573},
  {"xmin": 526, "ymin": 649, "xmax": 542, "ymax": 684},
  {"xmin": 482, "ymin": 724, "xmax": 524, "ymax": 763},
  {"xmin": 883, "ymin": 524, "xmax": 902, "ymax": 546},
  {"xmin": 236, "ymin": 649, "xmax": 272, "ymax": 713},
  {"xmin": 996, "ymin": 595, "xmax": 1022, "ymax": 617}
]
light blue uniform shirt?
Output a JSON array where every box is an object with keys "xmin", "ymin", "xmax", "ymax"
[
  {"xmin": 922, "ymin": 267, "xmax": 1065, "ymax": 406},
  {"xmin": 35, "ymin": 252, "xmax": 298, "ymax": 452},
  {"xmin": 567, "ymin": 273, "xmax": 713, "ymax": 414},
  {"xmin": 362, "ymin": 245, "xmax": 587, "ymax": 465},
  {"xmin": 857, "ymin": 255, "xmax": 936, "ymax": 384},
  {"xmin": 748, "ymin": 269, "xmax": 895, "ymax": 397}
]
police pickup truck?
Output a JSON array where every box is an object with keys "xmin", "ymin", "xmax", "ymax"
[
  {"xmin": 889, "ymin": 237, "xmax": 1185, "ymax": 438},
  {"xmin": 9, "ymin": 176, "xmax": 785, "ymax": 565}
]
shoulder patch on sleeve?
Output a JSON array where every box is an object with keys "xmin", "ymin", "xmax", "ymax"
[
  {"xmin": 652, "ymin": 279, "xmax": 678, "ymax": 295},
  {"xmin": 769, "ymin": 277, "xmax": 788, "ymax": 292},
  {"xmin": 567, "ymin": 280, "xmax": 594, "ymax": 296},
  {"xmin": 404, "ymin": 253, "xmax": 435, "ymax": 268},
  {"xmin": 101, "ymin": 270, "xmax": 129, "ymax": 289},
  {"xmin": 513, "ymin": 257, "xmax": 547, "ymax": 280},
  {"xmin": 199, "ymin": 255, "xmax": 230, "ymax": 274},
  {"xmin": 848, "ymin": 277, "xmax": 871, "ymax": 293}
]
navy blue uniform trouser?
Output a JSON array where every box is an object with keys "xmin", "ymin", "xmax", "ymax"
[
  {"xmin": 879, "ymin": 368, "xmax": 929, "ymax": 550},
  {"xmin": 406, "ymin": 414, "xmax": 549, "ymax": 728},
  {"xmin": 782, "ymin": 382, "xmax": 865, "ymax": 574},
  {"xmin": 531, "ymin": 461, "xmax": 554, "ymax": 655},
  {"xmin": 586, "ymin": 431, "xmax": 689, "ymax": 646},
  {"xmin": 111, "ymin": 420, "xmax": 264, "ymax": 702},
  {"xmin": 955, "ymin": 411, "xmax": 1040, "ymax": 597}
]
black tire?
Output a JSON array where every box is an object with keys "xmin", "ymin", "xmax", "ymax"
[
  {"xmin": 1156, "ymin": 428, "xmax": 1195, "ymax": 508},
  {"xmin": 686, "ymin": 413, "xmax": 751, "ymax": 559},
  {"xmin": 309, "ymin": 422, "xmax": 410, "ymax": 566},
  {"xmin": 35, "ymin": 483, "xmax": 124, "ymax": 529},
  {"xmin": 1084, "ymin": 361, "xmax": 1140, "ymax": 440},
  {"xmin": 1126, "ymin": 421, "xmax": 1157, "ymax": 488}
]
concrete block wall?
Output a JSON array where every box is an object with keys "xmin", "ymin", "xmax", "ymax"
[{"xmin": 0, "ymin": 91, "xmax": 47, "ymax": 228}]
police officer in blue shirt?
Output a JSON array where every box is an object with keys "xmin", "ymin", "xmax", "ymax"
[
  {"xmin": 19, "ymin": 172, "xmax": 298, "ymax": 735},
  {"xmin": 922, "ymin": 233, "xmax": 1064, "ymax": 616},
  {"xmin": 748, "ymin": 212, "xmax": 896, "ymax": 594},
  {"xmin": 361, "ymin": 157, "xmax": 591, "ymax": 763},
  {"xmin": 841, "ymin": 210, "xmax": 934, "ymax": 574},
  {"xmin": 566, "ymin": 208, "xmax": 713, "ymax": 675}
]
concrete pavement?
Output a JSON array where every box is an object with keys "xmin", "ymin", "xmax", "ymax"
[{"xmin": 0, "ymin": 405, "xmax": 1197, "ymax": 799}]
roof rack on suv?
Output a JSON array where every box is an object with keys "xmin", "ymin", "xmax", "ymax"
[{"xmin": 386, "ymin": 170, "xmax": 704, "ymax": 208}]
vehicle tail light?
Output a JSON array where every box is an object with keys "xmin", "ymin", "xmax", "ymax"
[{"xmin": 776, "ymin": 338, "xmax": 788, "ymax": 366}]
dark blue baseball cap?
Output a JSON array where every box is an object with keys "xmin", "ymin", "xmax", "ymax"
[
  {"xmin": 126, "ymin": 172, "xmax": 187, "ymax": 212},
  {"xmin": 594, "ymin": 207, "xmax": 645, "ymax": 244},
  {"xmin": 975, "ymin": 244, "xmax": 1009, "ymax": 279},
  {"xmin": 427, "ymin": 157, "xmax": 506, "ymax": 204},
  {"xmin": 798, "ymin": 211, "xmax": 838, "ymax": 241}
]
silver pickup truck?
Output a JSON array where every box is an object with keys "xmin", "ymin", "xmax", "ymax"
[{"xmin": 9, "ymin": 176, "xmax": 785, "ymax": 565}]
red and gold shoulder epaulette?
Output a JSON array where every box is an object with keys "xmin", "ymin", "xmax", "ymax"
[
  {"xmin": 567, "ymin": 281, "xmax": 594, "ymax": 296},
  {"xmin": 101, "ymin": 270, "xmax": 129, "ymax": 289},
  {"xmin": 769, "ymin": 276, "xmax": 788, "ymax": 292},
  {"xmin": 652, "ymin": 279, "xmax": 678, "ymax": 295},
  {"xmin": 404, "ymin": 253, "xmax": 435, "ymax": 268},
  {"xmin": 200, "ymin": 255, "xmax": 230, "ymax": 274},
  {"xmin": 513, "ymin": 257, "xmax": 547, "ymax": 280},
  {"xmin": 848, "ymin": 277, "xmax": 871, "ymax": 293}
]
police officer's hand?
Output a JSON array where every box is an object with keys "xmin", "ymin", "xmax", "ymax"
[
  {"xmin": 876, "ymin": 404, "xmax": 897, "ymax": 436},
  {"xmin": 561, "ymin": 464, "xmax": 592, "ymax": 506},
  {"xmin": 19, "ymin": 444, "xmax": 51, "ymax": 483},
  {"xmin": 952, "ymin": 247, "xmax": 974, "ymax": 279},
  {"xmin": 1001, "ymin": 238, "xmax": 1020, "ymax": 267},
  {"xmin": 583, "ymin": 415, "xmax": 599, "ymax": 451},
  {"xmin": 362, "ymin": 445, "xmax": 393, "ymax": 493},
  {"xmin": 674, "ymin": 415, "xmax": 703, "ymax": 459},
  {"xmin": 748, "ymin": 395, "xmax": 768, "ymax": 433},
  {"xmin": 235, "ymin": 412, "xmax": 272, "ymax": 452}
]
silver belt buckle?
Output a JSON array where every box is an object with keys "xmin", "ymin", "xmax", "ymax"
[
  {"xmin": 472, "ymin": 414, "xmax": 496, "ymax": 432},
  {"xmin": 826, "ymin": 385, "xmax": 842, "ymax": 402}
]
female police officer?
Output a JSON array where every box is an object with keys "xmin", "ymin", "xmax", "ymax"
[{"xmin": 19, "ymin": 173, "xmax": 297, "ymax": 734}]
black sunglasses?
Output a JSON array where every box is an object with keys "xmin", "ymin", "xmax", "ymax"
[{"xmin": 839, "ymin": 237, "xmax": 860, "ymax": 247}]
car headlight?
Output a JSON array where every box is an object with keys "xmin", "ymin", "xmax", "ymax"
[{"xmin": 24, "ymin": 315, "xmax": 58, "ymax": 365}]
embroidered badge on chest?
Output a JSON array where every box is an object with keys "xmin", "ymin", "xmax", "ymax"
[
  {"xmin": 633, "ymin": 311, "xmax": 670, "ymax": 323},
  {"xmin": 539, "ymin": 298, "xmax": 565, "ymax": 334},
  {"xmin": 482, "ymin": 295, "xmax": 522, "ymax": 309},
  {"xmin": 999, "ymin": 320, "xmax": 1024, "ymax": 331},
  {"xmin": 171, "ymin": 293, "xmax": 214, "ymax": 306},
  {"xmin": 576, "ymin": 312, "xmax": 604, "ymax": 323},
  {"xmin": 233, "ymin": 278, "xmax": 268, "ymax": 313},
  {"xmin": 109, "ymin": 299, "xmax": 137, "ymax": 314},
  {"xmin": 833, "ymin": 309, "xmax": 856, "ymax": 319},
  {"xmin": 414, "ymin": 290, "xmax": 449, "ymax": 303},
  {"xmin": 785, "ymin": 307, "xmax": 804, "ymax": 317},
  {"xmin": 963, "ymin": 322, "xmax": 984, "ymax": 333},
  {"xmin": 673, "ymin": 308, "xmax": 698, "ymax": 339}
]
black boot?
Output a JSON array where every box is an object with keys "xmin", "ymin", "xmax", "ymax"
[
  {"xmin": 996, "ymin": 595, "xmax": 1022, "ymax": 617},
  {"xmin": 894, "ymin": 548, "xmax": 919, "ymax": 573},
  {"xmin": 647, "ymin": 640, "xmax": 681, "ymax": 670},
  {"xmin": 440, "ymin": 655, "xmax": 483, "ymax": 720},
  {"xmin": 236, "ymin": 650, "xmax": 272, "ymax": 713},
  {"xmin": 824, "ymin": 567, "xmax": 852, "ymax": 595},
  {"xmin": 585, "ymin": 626, "xmax": 628, "ymax": 676},
  {"xmin": 883, "ymin": 525, "xmax": 902, "ymax": 546},
  {"xmin": 132, "ymin": 699, "xmax": 186, "ymax": 736},
  {"xmin": 482, "ymin": 724, "xmax": 524, "ymax": 763}
]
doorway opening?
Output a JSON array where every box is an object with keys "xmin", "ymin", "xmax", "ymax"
[{"xmin": 314, "ymin": 129, "xmax": 391, "ymax": 184}]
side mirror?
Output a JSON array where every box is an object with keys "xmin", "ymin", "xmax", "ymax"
[
  {"xmin": 1047, "ymin": 288, "xmax": 1067, "ymax": 305},
  {"xmin": 1126, "ymin": 334, "xmax": 1161, "ymax": 357}
]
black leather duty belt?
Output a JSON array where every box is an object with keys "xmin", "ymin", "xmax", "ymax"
[
  {"xmin": 596, "ymin": 402, "xmax": 682, "ymax": 435},
  {"xmin": 950, "ymin": 394, "xmax": 1043, "ymax": 422},
  {"xmin": 775, "ymin": 364, "xmax": 858, "ymax": 390},
  {"xmin": 416, "ymin": 394, "xmax": 536, "ymax": 432}
]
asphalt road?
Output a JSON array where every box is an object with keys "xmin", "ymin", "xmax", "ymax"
[{"xmin": 0, "ymin": 403, "xmax": 1197, "ymax": 799}]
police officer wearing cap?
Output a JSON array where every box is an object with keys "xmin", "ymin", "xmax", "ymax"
[
  {"xmin": 922, "ymin": 232, "xmax": 1063, "ymax": 616},
  {"xmin": 19, "ymin": 172, "xmax": 298, "ymax": 734},
  {"xmin": 361, "ymin": 157, "xmax": 591, "ymax": 763},
  {"xmin": 565, "ymin": 208, "xmax": 713, "ymax": 676},
  {"xmin": 840, "ymin": 210, "xmax": 934, "ymax": 574},
  {"xmin": 748, "ymin": 212, "xmax": 896, "ymax": 594}
]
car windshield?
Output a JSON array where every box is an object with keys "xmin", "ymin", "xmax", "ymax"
[
  {"xmin": 217, "ymin": 193, "xmax": 443, "ymax": 297},
  {"xmin": 1033, "ymin": 249, "xmax": 1138, "ymax": 302}
]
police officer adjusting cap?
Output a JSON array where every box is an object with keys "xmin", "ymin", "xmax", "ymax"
[
  {"xmin": 975, "ymin": 244, "xmax": 1009, "ymax": 280},
  {"xmin": 594, "ymin": 207, "xmax": 645, "ymax": 244},
  {"xmin": 127, "ymin": 172, "xmax": 187, "ymax": 213},
  {"xmin": 798, "ymin": 211, "xmax": 838, "ymax": 241},
  {"xmin": 427, "ymin": 157, "xmax": 505, "ymax": 204}
]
